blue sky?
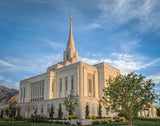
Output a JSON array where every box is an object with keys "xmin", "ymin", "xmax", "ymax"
[{"xmin": 0, "ymin": 0, "xmax": 160, "ymax": 99}]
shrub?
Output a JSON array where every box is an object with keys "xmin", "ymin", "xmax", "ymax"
[
  {"xmin": 92, "ymin": 116, "xmax": 96, "ymax": 119},
  {"xmin": 86, "ymin": 116, "xmax": 91, "ymax": 119},
  {"xmin": 93, "ymin": 120, "xmax": 100, "ymax": 124},
  {"xmin": 108, "ymin": 118, "xmax": 113, "ymax": 124},
  {"xmin": 119, "ymin": 117, "xmax": 126, "ymax": 122},
  {"xmin": 68, "ymin": 115, "xmax": 79, "ymax": 119},
  {"xmin": 136, "ymin": 117, "xmax": 160, "ymax": 121}
]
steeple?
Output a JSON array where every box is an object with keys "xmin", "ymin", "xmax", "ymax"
[
  {"xmin": 63, "ymin": 14, "xmax": 78, "ymax": 64},
  {"xmin": 67, "ymin": 14, "xmax": 75, "ymax": 49}
]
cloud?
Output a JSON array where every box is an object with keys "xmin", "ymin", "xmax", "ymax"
[
  {"xmin": 86, "ymin": 23, "xmax": 102, "ymax": 29},
  {"xmin": 97, "ymin": 0, "xmax": 160, "ymax": 33},
  {"xmin": 0, "ymin": 76, "xmax": 19, "ymax": 89},
  {"xmin": 41, "ymin": 39, "xmax": 65, "ymax": 50},
  {"xmin": 147, "ymin": 74, "xmax": 160, "ymax": 84},
  {"xmin": 80, "ymin": 52, "xmax": 160, "ymax": 74},
  {"xmin": 0, "ymin": 75, "xmax": 4, "ymax": 80},
  {"xmin": 121, "ymin": 40, "xmax": 141, "ymax": 52}
]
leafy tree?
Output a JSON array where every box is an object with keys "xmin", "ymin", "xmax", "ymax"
[
  {"xmin": 98, "ymin": 101, "xmax": 102, "ymax": 116},
  {"xmin": 63, "ymin": 90, "xmax": 78, "ymax": 115},
  {"xmin": 0, "ymin": 109, "xmax": 4, "ymax": 118},
  {"xmin": 102, "ymin": 72, "xmax": 157, "ymax": 126},
  {"xmin": 63, "ymin": 90, "xmax": 78, "ymax": 125},
  {"xmin": 49, "ymin": 103, "xmax": 54, "ymax": 118},
  {"xmin": 58, "ymin": 103, "xmax": 63, "ymax": 119},
  {"xmin": 85, "ymin": 103, "xmax": 89, "ymax": 119}
]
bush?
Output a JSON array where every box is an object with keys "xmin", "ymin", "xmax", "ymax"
[
  {"xmin": 108, "ymin": 118, "xmax": 113, "ymax": 124},
  {"xmin": 119, "ymin": 117, "xmax": 126, "ymax": 122},
  {"xmin": 101, "ymin": 119, "xmax": 109, "ymax": 124},
  {"xmin": 86, "ymin": 116, "xmax": 91, "ymax": 119},
  {"xmin": 30, "ymin": 115, "xmax": 49, "ymax": 123},
  {"xmin": 93, "ymin": 120, "xmax": 100, "ymax": 124},
  {"xmin": 68, "ymin": 115, "xmax": 79, "ymax": 119},
  {"xmin": 92, "ymin": 116, "xmax": 96, "ymax": 119},
  {"xmin": 136, "ymin": 117, "xmax": 160, "ymax": 121}
]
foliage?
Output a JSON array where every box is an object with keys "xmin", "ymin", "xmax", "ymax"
[
  {"xmin": 30, "ymin": 115, "xmax": 49, "ymax": 123},
  {"xmin": 135, "ymin": 116, "xmax": 160, "ymax": 121},
  {"xmin": 58, "ymin": 103, "xmax": 63, "ymax": 119},
  {"xmin": 4, "ymin": 108, "xmax": 9, "ymax": 117},
  {"xmin": 156, "ymin": 107, "xmax": 160, "ymax": 116},
  {"xmin": 102, "ymin": 72, "xmax": 157, "ymax": 126},
  {"xmin": 49, "ymin": 103, "xmax": 54, "ymax": 118},
  {"xmin": 85, "ymin": 103, "xmax": 90, "ymax": 119},
  {"xmin": 119, "ymin": 117, "xmax": 126, "ymax": 122},
  {"xmin": 0, "ymin": 109, "xmax": 4, "ymax": 118},
  {"xmin": 9, "ymin": 101, "xmax": 17, "ymax": 118},
  {"xmin": 63, "ymin": 90, "xmax": 78, "ymax": 116},
  {"xmin": 17, "ymin": 106, "xmax": 21, "ymax": 120},
  {"xmin": 98, "ymin": 101, "xmax": 102, "ymax": 116},
  {"xmin": 67, "ymin": 115, "xmax": 79, "ymax": 119},
  {"xmin": 118, "ymin": 111, "xmax": 127, "ymax": 119}
]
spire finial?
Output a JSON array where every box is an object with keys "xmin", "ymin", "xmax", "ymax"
[
  {"xmin": 70, "ymin": 14, "xmax": 72, "ymax": 22},
  {"xmin": 67, "ymin": 14, "xmax": 75, "ymax": 49}
]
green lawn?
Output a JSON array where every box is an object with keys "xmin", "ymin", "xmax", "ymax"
[
  {"xmin": 0, "ymin": 121, "xmax": 68, "ymax": 126},
  {"xmin": 0, "ymin": 120, "xmax": 159, "ymax": 126},
  {"xmin": 93, "ymin": 120, "xmax": 160, "ymax": 126}
]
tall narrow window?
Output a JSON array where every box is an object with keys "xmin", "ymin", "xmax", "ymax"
[
  {"xmin": 65, "ymin": 77, "xmax": 68, "ymax": 91},
  {"xmin": 21, "ymin": 88, "xmax": 23, "ymax": 98},
  {"xmin": 47, "ymin": 104, "xmax": 50, "ymax": 112},
  {"xmin": 42, "ymin": 83, "xmax": 44, "ymax": 96},
  {"xmin": 40, "ymin": 83, "xmax": 42, "ymax": 96},
  {"xmin": 67, "ymin": 52, "xmax": 69, "ymax": 60},
  {"xmin": 71, "ymin": 75, "xmax": 74, "ymax": 90},
  {"xmin": 23, "ymin": 87, "xmax": 25, "ymax": 102},
  {"xmin": 60, "ymin": 79, "xmax": 62, "ymax": 92},
  {"xmin": 38, "ymin": 84, "xmax": 39, "ymax": 97},
  {"xmin": 88, "ymin": 79, "xmax": 92, "ymax": 93},
  {"xmin": 41, "ymin": 105, "xmax": 43, "ymax": 113}
]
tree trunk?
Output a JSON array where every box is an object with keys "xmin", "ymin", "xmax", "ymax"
[{"xmin": 128, "ymin": 118, "xmax": 132, "ymax": 126}]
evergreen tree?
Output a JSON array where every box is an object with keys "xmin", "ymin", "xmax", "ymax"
[
  {"xmin": 0, "ymin": 109, "xmax": 4, "ymax": 118},
  {"xmin": 58, "ymin": 103, "xmax": 63, "ymax": 119},
  {"xmin": 85, "ymin": 103, "xmax": 89, "ymax": 119},
  {"xmin": 98, "ymin": 101, "xmax": 102, "ymax": 116},
  {"xmin": 49, "ymin": 103, "xmax": 54, "ymax": 118}
]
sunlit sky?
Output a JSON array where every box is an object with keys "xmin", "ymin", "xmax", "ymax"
[{"xmin": 0, "ymin": 0, "xmax": 160, "ymax": 98}]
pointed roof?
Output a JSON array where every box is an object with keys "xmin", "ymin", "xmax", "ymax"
[{"xmin": 67, "ymin": 14, "xmax": 75, "ymax": 49}]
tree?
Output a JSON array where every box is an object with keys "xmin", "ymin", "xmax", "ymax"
[
  {"xmin": 98, "ymin": 101, "xmax": 102, "ymax": 116},
  {"xmin": 63, "ymin": 90, "xmax": 78, "ymax": 115},
  {"xmin": 17, "ymin": 106, "xmax": 21, "ymax": 120},
  {"xmin": 0, "ymin": 109, "xmax": 4, "ymax": 118},
  {"xmin": 4, "ymin": 108, "xmax": 9, "ymax": 117},
  {"xmin": 58, "ymin": 103, "xmax": 63, "ymax": 119},
  {"xmin": 85, "ymin": 103, "xmax": 89, "ymax": 119},
  {"xmin": 9, "ymin": 101, "xmax": 17, "ymax": 118},
  {"xmin": 49, "ymin": 103, "xmax": 54, "ymax": 119},
  {"xmin": 63, "ymin": 90, "xmax": 78, "ymax": 125},
  {"xmin": 102, "ymin": 72, "xmax": 157, "ymax": 126}
]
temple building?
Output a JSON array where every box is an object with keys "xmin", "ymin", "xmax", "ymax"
[
  {"xmin": 0, "ymin": 15, "xmax": 157, "ymax": 119},
  {"xmin": 18, "ymin": 15, "xmax": 120, "ymax": 118}
]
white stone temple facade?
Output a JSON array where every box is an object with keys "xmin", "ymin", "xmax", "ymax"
[
  {"xmin": 0, "ymin": 15, "xmax": 157, "ymax": 119},
  {"xmin": 18, "ymin": 15, "xmax": 120, "ymax": 119}
]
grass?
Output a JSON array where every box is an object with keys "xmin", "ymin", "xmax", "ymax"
[
  {"xmin": 0, "ymin": 120, "xmax": 159, "ymax": 126},
  {"xmin": 93, "ymin": 120, "xmax": 160, "ymax": 126},
  {"xmin": 0, "ymin": 121, "xmax": 68, "ymax": 126}
]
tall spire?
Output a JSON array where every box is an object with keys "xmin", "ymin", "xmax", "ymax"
[{"xmin": 67, "ymin": 14, "xmax": 75, "ymax": 49}]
